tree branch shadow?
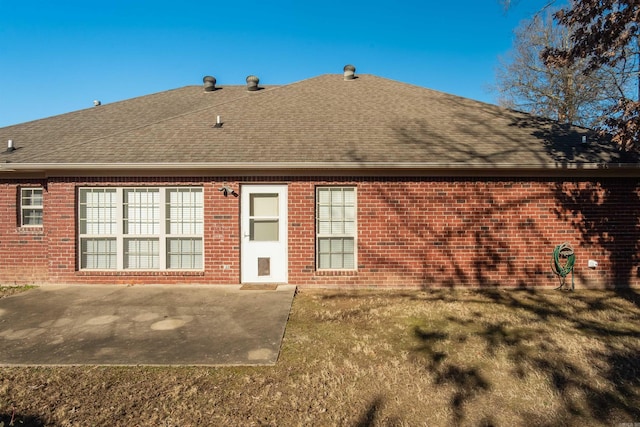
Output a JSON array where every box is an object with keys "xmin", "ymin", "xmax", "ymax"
[
  {"xmin": 551, "ymin": 179, "xmax": 640, "ymax": 306},
  {"xmin": 0, "ymin": 412, "xmax": 46, "ymax": 426},
  {"xmin": 342, "ymin": 93, "xmax": 640, "ymax": 424},
  {"xmin": 354, "ymin": 396, "xmax": 385, "ymax": 427},
  {"xmin": 410, "ymin": 289, "xmax": 640, "ymax": 425},
  {"xmin": 380, "ymin": 106, "xmax": 640, "ymax": 296}
]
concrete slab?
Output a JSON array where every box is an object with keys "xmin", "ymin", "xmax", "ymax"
[{"xmin": 0, "ymin": 284, "xmax": 296, "ymax": 366}]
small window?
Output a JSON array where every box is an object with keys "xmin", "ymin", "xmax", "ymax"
[
  {"xmin": 316, "ymin": 187, "xmax": 356, "ymax": 269},
  {"xmin": 20, "ymin": 188, "xmax": 43, "ymax": 227}
]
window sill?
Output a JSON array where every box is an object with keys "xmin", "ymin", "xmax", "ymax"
[
  {"xmin": 315, "ymin": 270, "xmax": 358, "ymax": 276},
  {"xmin": 77, "ymin": 270, "xmax": 205, "ymax": 276},
  {"xmin": 17, "ymin": 226, "xmax": 44, "ymax": 234}
]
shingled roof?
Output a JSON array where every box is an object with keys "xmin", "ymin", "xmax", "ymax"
[{"xmin": 0, "ymin": 72, "xmax": 636, "ymax": 176}]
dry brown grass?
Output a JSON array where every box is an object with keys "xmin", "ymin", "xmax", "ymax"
[
  {"xmin": 0, "ymin": 287, "xmax": 639, "ymax": 426},
  {"xmin": 0, "ymin": 286, "xmax": 35, "ymax": 300}
]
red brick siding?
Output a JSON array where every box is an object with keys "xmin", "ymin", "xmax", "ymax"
[
  {"xmin": 0, "ymin": 176, "xmax": 638, "ymax": 288},
  {"xmin": 287, "ymin": 178, "xmax": 640, "ymax": 288},
  {"xmin": 0, "ymin": 178, "xmax": 243, "ymax": 285},
  {"xmin": 0, "ymin": 180, "xmax": 48, "ymax": 284}
]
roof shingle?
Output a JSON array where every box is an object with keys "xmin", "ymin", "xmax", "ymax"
[{"xmin": 0, "ymin": 73, "xmax": 635, "ymax": 172}]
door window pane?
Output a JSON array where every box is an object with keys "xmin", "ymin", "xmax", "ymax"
[
  {"xmin": 250, "ymin": 194, "xmax": 278, "ymax": 216},
  {"xmin": 249, "ymin": 193, "xmax": 279, "ymax": 241},
  {"xmin": 250, "ymin": 220, "xmax": 279, "ymax": 241}
]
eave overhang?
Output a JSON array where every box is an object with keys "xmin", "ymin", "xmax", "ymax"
[{"xmin": 1, "ymin": 161, "xmax": 639, "ymax": 178}]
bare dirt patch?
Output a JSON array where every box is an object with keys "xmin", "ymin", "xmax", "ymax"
[{"xmin": 0, "ymin": 287, "xmax": 638, "ymax": 426}]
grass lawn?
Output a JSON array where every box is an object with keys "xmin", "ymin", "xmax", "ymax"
[{"xmin": 0, "ymin": 287, "xmax": 639, "ymax": 426}]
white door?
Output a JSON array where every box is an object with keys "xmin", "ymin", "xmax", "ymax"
[{"xmin": 241, "ymin": 185, "xmax": 288, "ymax": 283}]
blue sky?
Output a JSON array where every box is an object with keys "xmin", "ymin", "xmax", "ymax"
[{"xmin": 0, "ymin": 0, "xmax": 558, "ymax": 127}]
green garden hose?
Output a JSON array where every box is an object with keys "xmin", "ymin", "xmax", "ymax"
[{"xmin": 552, "ymin": 242, "xmax": 575, "ymax": 290}]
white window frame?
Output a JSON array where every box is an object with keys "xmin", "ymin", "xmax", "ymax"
[
  {"xmin": 316, "ymin": 186, "xmax": 357, "ymax": 270},
  {"xmin": 20, "ymin": 187, "xmax": 43, "ymax": 227},
  {"xmin": 78, "ymin": 187, "xmax": 204, "ymax": 271}
]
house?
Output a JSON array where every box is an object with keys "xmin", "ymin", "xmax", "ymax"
[{"xmin": 1, "ymin": 66, "xmax": 638, "ymax": 288}]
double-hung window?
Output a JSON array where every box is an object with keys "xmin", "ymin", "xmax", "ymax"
[
  {"xmin": 20, "ymin": 188, "xmax": 44, "ymax": 227},
  {"xmin": 316, "ymin": 186, "xmax": 356, "ymax": 270},
  {"xmin": 78, "ymin": 187, "xmax": 203, "ymax": 270}
]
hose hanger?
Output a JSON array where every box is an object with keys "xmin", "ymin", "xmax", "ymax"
[{"xmin": 552, "ymin": 242, "xmax": 575, "ymax": 291}]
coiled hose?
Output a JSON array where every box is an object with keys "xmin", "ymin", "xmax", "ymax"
[{"xmin": 552, "ymin": 242, "xmax": 575, "ymax": 290}]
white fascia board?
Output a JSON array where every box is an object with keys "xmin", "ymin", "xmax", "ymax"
[{"xmin": 0, "ymin": 161, "xmax": 637, "ymax": 171}]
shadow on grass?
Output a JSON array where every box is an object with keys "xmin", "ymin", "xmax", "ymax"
[
  {"xmin": 354, "ymin": 396, "xmax": 384, "ymax": 427},
  {"xmin": 436, "ymin": 365, "xmax": 491, "ymax": 425},
  {"xmin": 410, "ymin": 289, "xmax": 640, "ymax": 425},
  {"xmin": 0, "ymin": 413, "xmax": 46, "ymax": 426}
]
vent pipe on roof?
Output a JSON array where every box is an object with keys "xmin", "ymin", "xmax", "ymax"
[
  {"xmin": 343, "ymin": 64, "xmax": 356, "ymax": 80},
  {"xmin": 203, "ymin": 76, "xmax": 217, "ymax": 92},
  {"xmin": 6, "ymin": 140, "xmax": 14, "ymax": 152},
  {"xmin": 246, "ymin": 75, "xmax": 260, "ymax": 91}
]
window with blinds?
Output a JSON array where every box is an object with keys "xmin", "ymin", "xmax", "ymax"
[
  {"xmin": 78, "ymin": 187, "xmax": 203, "ymax": 270},
  {"xmin": 316, "ymin": 187, "xmax": 356, "ymax": 270}
]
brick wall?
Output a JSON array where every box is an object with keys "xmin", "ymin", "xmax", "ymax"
[
  {"xmin": 290, "ymin": 178, "xmax": 640, "ymax": 288},
  {"xmin": 0, "ymin": 178, "xmax": 242, "ymax": 285},
  {"xmin": 1, "ymin": 176, "xmax": 638, "ymax": 288},
  {"xmin": 0, "ymin": 180, "xmax": 48, "ymax": 284}
]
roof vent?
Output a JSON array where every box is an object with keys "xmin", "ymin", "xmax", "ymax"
[
  {"xmin": 246, "ymin": 75, "xmax": 260, "ymax": 91},
  {"xmin": 6, "ymin": 140, "xmax": 15, "ymax": 152},
  {"xmin": 343, "ymin": 64, "xmax": 356, "ymax": 80},
  {"xmin": 93, "ymin": 100, "xmax": 101, "ymax": 106},
  {"xmin": 203, "ymin": 76, "xmax": 217, "ymax": 92}
]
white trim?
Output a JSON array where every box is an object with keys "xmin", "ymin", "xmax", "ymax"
[
  {"xmin": 19, "ymin": 187, "xmax": 43, "ymax": 227},
  {"xmin": 241, "ymin": 184, "xmax": 289, "ymax": 283},
  {"xmin": 316, "ymin": 186, "xmax": 358, "ymax": 271},
  {"xmin": 78, "ymin": 186, "xmax": 204, "ymax": 271},
  {"xmin": 1, "ymin": 161, "xmax": 638, "ymax": 172}
]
